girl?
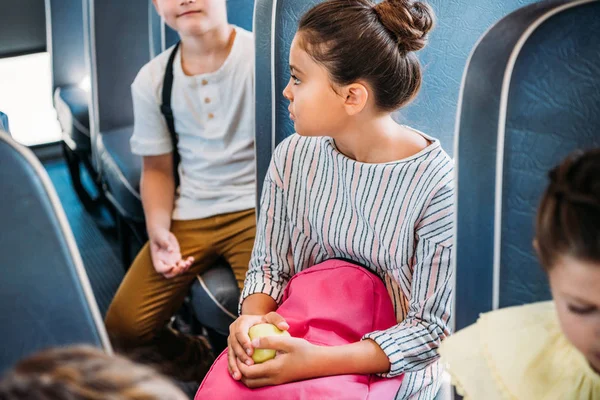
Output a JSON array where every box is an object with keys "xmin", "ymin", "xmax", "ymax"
[
  {"xmin": 440, "ymin": 149, "xmax": 600, "ymax": 398},
  {"xmin": 225, "ymin": 0, "xmax": 454, "ymax": 398}
]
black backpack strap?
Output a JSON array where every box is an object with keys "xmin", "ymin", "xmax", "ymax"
[{"xmin": 160, "ymin": 41, "xmax": 181, "ymax": 188}]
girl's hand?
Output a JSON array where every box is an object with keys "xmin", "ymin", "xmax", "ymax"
[
  {"xmin": 227, "ymin": 312, "xmax": 289, "ymax": 381},
  {"xmin": 236, "ymin": 336, "xmax": 319, "ymax": 388}
]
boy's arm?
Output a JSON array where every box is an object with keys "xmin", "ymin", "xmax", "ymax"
[
  {"xmin": 129, "ymin": 64, "xmax": 187, "ymax": 277},
  {"xmin": 140, "ymin": 154, "xmax": 175, "ymax": 237},
  {"xmin": 139, "ymin": 154, "xmax": 193, "ymax": 278},
  {"xmin": 130, "ymin": 67, "xmax": 176, "ymax": 234}
]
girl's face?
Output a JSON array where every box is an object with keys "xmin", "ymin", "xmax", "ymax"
[
  {"xmin": 282, "ymin": 34, "xmax": 351, "ymax": 137},
  {"xmin": 153, "ymin": 0, "xmax": 227, "ymax": 37},
  {"xmin": 549, "ymin": 255, "xmax": 600, "ymax": 373}
]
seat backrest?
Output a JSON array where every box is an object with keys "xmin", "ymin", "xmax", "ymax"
[
  {"xmin": 454, "ymin": 0, "xmax": 600, "ymax": 330},
  {"xmin": 45, "ymin": 0, "xmax": 87, "ymax": 92},
  {"xmin": 0, "ymin": 112, "xmax": 9, "ymax": 133},
  {"xmin": 227, "ymin": 0, "xmax": 256, "ymax": 31},
  {"xmin": 253, "ymin": 0, "xmax": 539, "ymax": 198},
  {"xmin": 150, "ymin": 1, "xmax": 256, "ymax": 56},
  {"xmin": 149, "ymin": 2, "xmax": 163, "ymax": 59},
  {"xmin": 0, "ymin": 0, "xmax": 45, "ymax": 58},
  {"xmin": 85, "ymin": 0, "xmax": 150, "ymax": 137},
  {"xmin": 0, "ymin": 131, "xmax": 111, "ymax": 374}
]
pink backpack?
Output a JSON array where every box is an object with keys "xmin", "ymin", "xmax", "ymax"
[{"xmin": 195, "ymin": 259, "xmax": 404, "ymax": 399}]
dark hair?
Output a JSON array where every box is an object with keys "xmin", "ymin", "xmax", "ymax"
[
  {"xmin": 298, "ymin": 0, "xmax": 435, "ymax": 112},
  {"xmin": 535, "ymin": 149, "xmax": 600, "ymax": 270},
  {"xmin": 0, "ymin": 346, "xmax": 187, "ymax": 400}
]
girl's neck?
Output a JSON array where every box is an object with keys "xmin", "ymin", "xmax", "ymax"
[
  {"xmin": 179, "ymin": 24, "xmax": 234, "ymax": 75},
  {"xmin": 332, "ymin": 115, "xmax": 429, "ymax": 164}
]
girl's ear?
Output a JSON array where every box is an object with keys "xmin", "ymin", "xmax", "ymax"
[
  {"xmin": 533, "ymin": 238, "xmax": 540, "ymax": 254},
  {"xmin": 342, "ymin": 82, "xmax": 369, "ymax": 116}
]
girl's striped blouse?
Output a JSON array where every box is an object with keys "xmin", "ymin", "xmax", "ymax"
[{"xmin": 241, "ymin": 133, "xmax": 454, "ymax": 399}]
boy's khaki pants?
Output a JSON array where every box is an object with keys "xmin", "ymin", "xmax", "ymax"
[{"xmin": 105, "ymin": 208, "xmax": 256, "ymax": 382}]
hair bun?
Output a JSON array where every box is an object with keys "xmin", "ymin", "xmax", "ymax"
[
  {"xmin": 548, "ymin": 150, "xmax": 600, "ymax": 208},
  {"xmin": 373, "ymin": 0, "xmax": 435, "ymax": 53}
]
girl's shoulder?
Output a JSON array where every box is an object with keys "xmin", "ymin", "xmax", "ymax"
[
  {"xmin": 405, "ymin": 135, "xmax": 454, "ymax": 196},
  {"xmin": 440, "ymin": 302, "xmax": 600, "ymax": 399},
  {"xmin": 271, "ymin": 134, "xmax": 326, "ymax": 165}
]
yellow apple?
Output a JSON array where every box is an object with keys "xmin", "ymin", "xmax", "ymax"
[{"xmin": 248, "ymin": 323, "xmax": 291, "ymax": 363}]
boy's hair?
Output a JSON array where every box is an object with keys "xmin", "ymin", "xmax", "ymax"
[
  {"xmin": 536, "ymin": 148, "xmax": 600, "ymax": 270},
  {"xmin": 298, "ymin": 0, "xmax": 435, "ymax": 112},
  {"xmin": 0, "ymin": 346, "xmax": 187, "ymax": 400}
]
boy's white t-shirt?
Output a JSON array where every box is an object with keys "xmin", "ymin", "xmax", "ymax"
[{"xmin": 130, "ymin": 26, "xmax": 255, "ymax": 221}]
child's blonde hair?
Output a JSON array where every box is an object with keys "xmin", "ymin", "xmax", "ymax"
[{"xmin": 0, "ymin": 345, "xmax": 187, "ymax": 400}]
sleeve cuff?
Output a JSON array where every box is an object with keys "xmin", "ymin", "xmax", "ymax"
[
  {"xmin": 238, "ymin": 280, "xmax": 285, "ymax": 315},
  {"xmin": 130, "ymin": 137, "xmax": 173, "ymax": 156},
  {"xmin": 363, "ymin": 330, "xmax": 406, "ymax": 378}
]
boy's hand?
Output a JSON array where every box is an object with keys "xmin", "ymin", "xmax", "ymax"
[
  {"xmin": 149, "ymin": 229, "xmax": 193, "ymax": 279},
  {"xmin": 227, "ymin": 312, "xmax": 289, "ymax": 381}
]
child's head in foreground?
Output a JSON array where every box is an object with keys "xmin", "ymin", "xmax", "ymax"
[
  {"xmin": 535, "ymin": 148, "xmax": 600, "ymax": 373},
  {"xmin": 0, "ymin": 345, "xmax": 188, "ymax": 399}
]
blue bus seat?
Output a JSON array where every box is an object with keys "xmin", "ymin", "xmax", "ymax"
[
  {"xmin": 47, "ymin": 0, "xmax": 100, "ymax": 211},
  {"xmin": 47, "ymin": 0, "xmax": 89, "ymax": 153},
  {"xmin": 454, "ymin": 0, "xmax": 600, "ymax": 330},
  {"xmin": 54, "ymin": 85, "xmax": 90, "ymax": 152},
  {"xmin": 189, "ymin": 260, "xmax": 240, "ymax": 338},
  {"xmin": 0, "ymin": 130, "xmax": 111, "ymax": 374},
  {"xmin": 85, "ymin": 0, "xmax": 149, "ymax": 238},
  {"xmin": 0, "ymin": 111, "xmax": 9, "ymax": 133},
  {"xmin": 95, "ymin": 126, "xmax": 143, "ymax": 223}
]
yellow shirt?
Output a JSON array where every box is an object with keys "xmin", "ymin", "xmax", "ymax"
[{"xmin": 439, "ymin": 302, "xmax": 600, "ymax": 399}]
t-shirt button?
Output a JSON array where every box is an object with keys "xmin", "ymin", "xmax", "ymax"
[
  {"xmin": 201, "ymin": 79, "xmax": 208, "ymax": 86},
  {"xmin": 205, "ymin": 97, "xmax": 211, "ymax": 104},
  {"xmin": 208, "ymin": 113, "xmax": 214, "ymax": 119}
]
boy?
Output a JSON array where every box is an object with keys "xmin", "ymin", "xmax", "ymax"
[{"xmin": 105, "ymin": 0, "xmax": 256, "ymax": 383}]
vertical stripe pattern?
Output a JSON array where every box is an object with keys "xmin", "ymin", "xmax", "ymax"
[{"xmin": 241, "ymin": 133, "xmax": 454, "ymax": 399}]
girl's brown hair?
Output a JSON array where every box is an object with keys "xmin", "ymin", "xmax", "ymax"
[
  {"xmin": 298, "ymin": 0, "xmax": 435, "ymax": 112},
  {"xmin": 0, "ymin": 346, "xmax": 187, "ymax": 400},
  {"xmin": 535, "ymin": 149, "xmax": 600, "ymax": 270}
]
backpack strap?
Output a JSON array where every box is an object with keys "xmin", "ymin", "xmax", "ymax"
[{"xmin": 160, "ymin": 41, "xmax": 181, "ymax": 188}]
